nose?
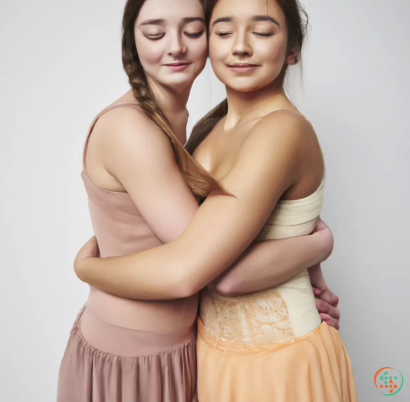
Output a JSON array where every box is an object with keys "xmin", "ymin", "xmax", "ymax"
[
  {"xmin": 168, "ymin": 33, "xmax": 187, "ymax": 57},
  {"xmin": 232, "ymin": 31, "xmax": 253, "ymax": 58}
]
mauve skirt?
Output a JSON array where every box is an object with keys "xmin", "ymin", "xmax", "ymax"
[{"xmin": 57, "ymin": 306, "xmax": 197, "ymax": 402}]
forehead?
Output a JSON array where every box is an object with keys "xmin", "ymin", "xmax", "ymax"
[
  {"xmin": 137, "ymin": 0, "xmax": 205, "ymax": 22},
  {"xmin": 211, "ymin": 0, "xmax": 284, "ymax": 23}
]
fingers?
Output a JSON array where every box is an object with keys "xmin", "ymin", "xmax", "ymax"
[
  {"xmin": 320, "ymin": 313, "xmax": 340, "ymax": 330},
  {"xmin": 316, "ymin": 298, "xmax": 340, "ymax": 320},
  {"xmin": 318, "ymin": 289, "xmax": 339, "ymax": 307}
]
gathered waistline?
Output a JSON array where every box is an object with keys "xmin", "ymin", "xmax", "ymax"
[
  {"xmin": 73, "ymin": 305, "xmax": 196, "ymax": 358},
  {"xmin": 197, "ymin": 317, "xmax": 323, "ymax": 355}
]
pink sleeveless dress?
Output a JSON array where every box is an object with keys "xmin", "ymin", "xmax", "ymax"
[{"xmin": 57, "ymin": 103, "xmax": 198, "ymax": 402}]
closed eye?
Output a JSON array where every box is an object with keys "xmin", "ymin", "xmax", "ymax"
[
  {"xmin": 253, "ymin": 32, "xmax": 274, "ymax": 37},
  {"xmin": 145, "ymin": 34, "xmax": 165, "ymax": 41},
  {"xmin": 184, "ymin": 30, "xmax": 205, "ymax": 38}
]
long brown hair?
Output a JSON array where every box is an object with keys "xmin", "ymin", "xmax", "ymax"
[
  {"xmin": 122, "ymin": 0, "xmax": 220, "ymax": 197},
  {"xmin": 186, "ymin": 0, "xmax": 308, "ymax": 155}
]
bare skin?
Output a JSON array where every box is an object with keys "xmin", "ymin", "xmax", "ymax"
[
  {"xmin": 84, "ymin": 86, "xmax": 339, "ymax": 325},
  {"xmin": 77, "ymin": 97, "xmax": 334, "ymax": 294},
  {"xmin": 76, "ymin": 0, "xmax": 341, "ymax": 329}
]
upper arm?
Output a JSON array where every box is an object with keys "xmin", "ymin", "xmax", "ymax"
[
  {"xmin": 175, "ymin": 112, "xmax": 307, "ymax": 293},
  {"xmin": 98, "ymin": 108, "xmax": 199, "ymax": 243}
]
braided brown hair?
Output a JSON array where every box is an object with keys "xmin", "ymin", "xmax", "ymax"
[{"xmin": 122, "ymin": 0, "xmax": 220, "ymax": 197}]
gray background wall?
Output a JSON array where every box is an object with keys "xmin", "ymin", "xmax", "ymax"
[{"xmin": 0, "ymin": 0, "xmax": 408, "ymax": 400}]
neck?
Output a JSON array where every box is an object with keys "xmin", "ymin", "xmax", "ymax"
[
  {"xmin": 147, "ymin": 78, "xmax": 192, "ymax": 144},
  {"xmin": 224, "ymin": 83, "xmax": 291, "ymax": 130}
]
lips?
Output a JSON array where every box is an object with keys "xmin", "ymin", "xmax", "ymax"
[
  {"xmin": 226, "ymin": 63, "xmax": 261, "ymax": 73},
  {"xmin": 228, "ymin": 63, "xmax": 260, "ymax": 68},
  {"xmin": 163, "ymin": 62, "xmax": 192, "ymax": 72},
  {"xmin": 163, "ymin": 62, "xmax": 191, "ymax": 67}
]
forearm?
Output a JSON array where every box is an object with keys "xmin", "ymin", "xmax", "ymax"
[
  {"xmin": 307, "ymin": 263, "xmax": 327, "ymax": 290},
  {"xmin": 215, "ymin": 233, "xmax": 327, "ymax": 296},
  {"xmin": 76, "ymin": 196, "xmax": 260, "ymax": 301},
  {"xmin": 75, "ymin": 241, "xmax": 191, "ymax": 300}
]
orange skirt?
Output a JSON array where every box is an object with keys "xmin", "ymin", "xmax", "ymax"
[{"xmin": 197, "ymin": 319, "xmax": 357, "ymax": 402}]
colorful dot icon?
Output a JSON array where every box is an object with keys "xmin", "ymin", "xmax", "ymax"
[{"xmin": 375, "ymin": 367, "xmax": 403, "ymax": 396}]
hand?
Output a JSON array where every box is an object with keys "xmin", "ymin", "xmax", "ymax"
[
  {"xmin": 313, "ymin": 219, "xmax": 334, "ymax": 262},
  {"xmin": 313, "ymin": 284, "xmax": 340, "ymax": 330},
  {"xmin": 74, "ymin": 236, "xmax": 99, "ymax": 280}
]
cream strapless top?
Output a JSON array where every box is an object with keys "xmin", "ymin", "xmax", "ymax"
[{"xmin": 200, "ymin": 179, "xmax": 325, "ymax": 350}]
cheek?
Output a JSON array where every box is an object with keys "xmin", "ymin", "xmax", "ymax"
[
  {"xmin": 254, "ymin": 42, "xmax": 288, "ymax": 83},
  {"xmin": 262, "ymin": 36, "xmax": 288, "ymax": 66},
  {"xmin": 135, "ymin": 37, "xmax": 165, "ymax": 71},
  {"xmin": 209, "ymin": 36, "xmax": 223, "ymax": 60},
  {"xmin": 190, "ymin": 36, "xmax": 208, "ymax": 65},
  {"xmin": 209, "ymin": 38, "xmax": 229, "ymax": 71}
]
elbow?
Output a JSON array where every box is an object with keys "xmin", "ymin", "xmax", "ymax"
[
  {"xmin": 172, "ymin": 276, "xmax": 244, "ymax": 299},
  {"xmin": 73, "ymin": 257, "xmax": 88, "ymax": 283},
  {"xmin": 171, "ymin": 273, "xmax": 203, "ymax": 299},
  {"xmin": 173, "ymin": 285, "xmax": 199, "ymax": 299},
  {"xmin": 215, "ymin": 277, "xmax": 242, "ymax": 297}
]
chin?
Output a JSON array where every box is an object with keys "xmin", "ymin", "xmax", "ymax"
[
  {"xmin": 224, "ymin": 78, "xmax": 265, "ymax": 93},
  {"xmin": 162, "ymin": 75, "xmax": 195, "ymax": 90},
  {"xmin": 230, "ymin": 85, "xmax": 260, "ymax": 93},
  {"xmin": 226, "ymin": 74, "xmax": 280, "ymax": 93}
]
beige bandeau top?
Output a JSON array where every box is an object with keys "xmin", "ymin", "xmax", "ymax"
[{"xmin": 200, "ymin": 178, "xmax": 325, "ymax": 350}]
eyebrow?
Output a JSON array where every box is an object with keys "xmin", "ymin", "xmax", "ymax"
[
  {"xmin": 212, "ymin": 15, "xmax": 280, "ymax": 27},
  {"xmin": 140, "ymin": 17, "xmax": 205, "ymax": 26},
  {"xmin": 212, "ymin": 17, "xmax": 232, "ymax": 27},
  {"xmin": 183, "ymin": 17, "xmax": 205, "ymax": 24},
  {"xmin": 253, "ymin": 15, "xmax": 280, "ymax": 26},
  {"xmin": 140, "ymin": 19, "xmax": 164, "ymax": 26}
]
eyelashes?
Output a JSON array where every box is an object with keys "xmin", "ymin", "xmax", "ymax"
[
  {"xmin": 145, "ymin": 34, "xmax": 165, "ymax": 41},
  {"xmin": 144, "ymin": 31, "xmax": 205, "ymax": 41},
  {"xmin": 253, "ymin": 32, "xmax": 274, "ymax": 37},
  {"xmin": 215, "ymin": 32, "xmax": 274, "ymax": 38},
  {"xmin": 185, "ymin": 30, "xmax": 205, "ymax": 38}
]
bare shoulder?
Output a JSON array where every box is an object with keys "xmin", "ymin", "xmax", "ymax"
[
  {"xmin": 87, "ymin": 105, "xmax": 175, "ymax": 169},
  {"xmin": 93, "ymin": 105, "xmax": 166, "ymax": 145},
  {"xmin": 85, "ymin": 104, "xmax": 176, "ymax": 182},
  {"xmin": 231, "ymin": 109, "xmax": 322, "ymax": 188},
  {"xmin": 249, "ymin": 109, "xmax": 316, "ymax": 147}
]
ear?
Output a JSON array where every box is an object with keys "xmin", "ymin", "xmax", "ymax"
[{"xmin": 286, "ymin": 45, "xmax": 301, "ymax": 65}]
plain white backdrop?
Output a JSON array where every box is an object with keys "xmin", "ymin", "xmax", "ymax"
[{"xmin": 1, "ymin": 0, "xmax": 409, "ymax": 401}]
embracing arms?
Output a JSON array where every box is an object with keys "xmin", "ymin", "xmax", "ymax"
[{"xmin": 76, "ymin": 111, "xmax": 331, "ymax": 300}]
